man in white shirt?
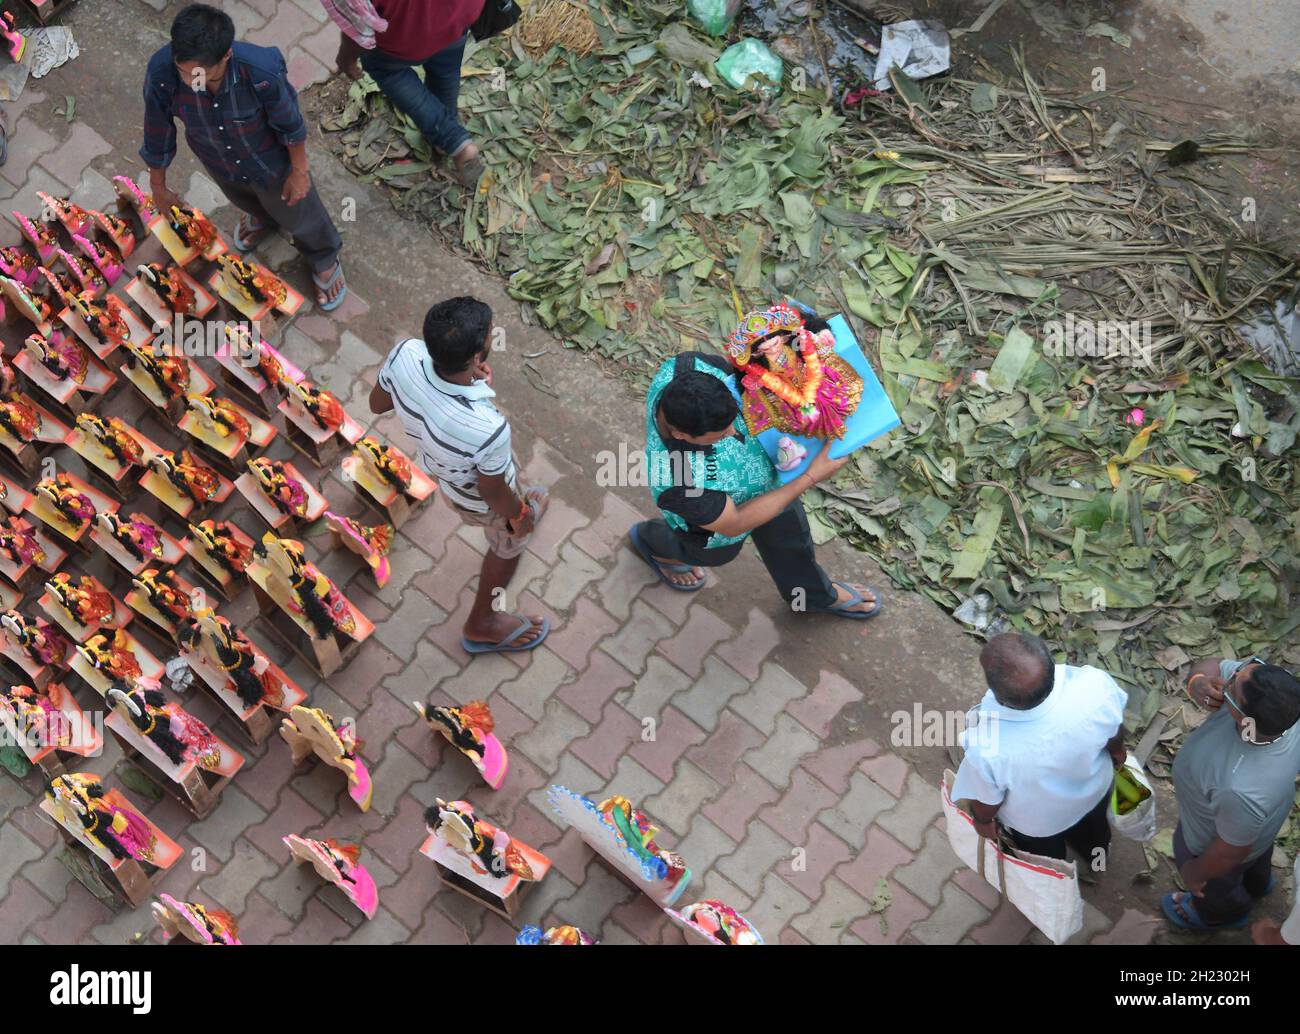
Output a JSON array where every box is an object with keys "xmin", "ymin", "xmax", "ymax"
[
  {"xmin": 370, "ymin": 296, "xmax": 551, "ymax": 654},
  {"xmin": 952, "ymin": 632, "xmax": 1128, "ymax": 867}
]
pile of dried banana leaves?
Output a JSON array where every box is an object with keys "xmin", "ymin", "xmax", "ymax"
[{"xmin": 318, "ymin": 2, "xmax": 1299, "ymax": 771}]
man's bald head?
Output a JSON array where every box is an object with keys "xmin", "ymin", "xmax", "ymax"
[{"xmin": 981, "ymin": 632, "xmax": 1055, "ymax": 709}]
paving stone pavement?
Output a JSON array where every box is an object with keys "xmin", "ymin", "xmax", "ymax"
[{"xmin": 0, "ymin": 0, "xmax": 1156, "ymax": 947}]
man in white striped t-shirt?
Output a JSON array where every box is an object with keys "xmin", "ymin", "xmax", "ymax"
[{"xmin": 370, "ymin": 296, "xmax": 551, "ymax": 654}]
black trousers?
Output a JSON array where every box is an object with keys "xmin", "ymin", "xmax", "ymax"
[
  {"xmin": 212, "ymin": 174, "xmax": 342, "ymax": 274},
  {"xmin": 638, "ymin": 500, "xmax": 836, "ymax": 610},
  {"xmin": 1172, "ymin": 823, "xmax": 1273, "ymax": 924},
  {"xmin": 1004, "ymin": 788, "xmax": 1112, "ymax": 867}
]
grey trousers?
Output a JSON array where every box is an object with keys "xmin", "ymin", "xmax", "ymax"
[{"xmin": 212, "ymin": 174, "xmax": 342, "ymax": 274}]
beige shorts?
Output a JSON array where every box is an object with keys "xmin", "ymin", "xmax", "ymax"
[{"xmin": 455, "ymin": 499, "xmax": 536, "ymax": 559}]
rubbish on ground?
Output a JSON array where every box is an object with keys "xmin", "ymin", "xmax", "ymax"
[
  {"xmin": 950, "ymin": 0, "xmax": 1008, "ymax": 37},
  {"xmin": 686, "ymin": 0, "xmax": 742, "ymax": 37},
  {"xmin": 516, "ymin": 0, "xmax": 599, "ymax": 57},
  {"xmin": 716, "ymin": 38, "xmax": 783, "ymax": 94},
  {"xmin": 24, "ymin": 25, "xmax": 79, "ymax": 79},
  {"xmin": 872, "ymin": 19, "xmax": 950, "ymax": 90}
]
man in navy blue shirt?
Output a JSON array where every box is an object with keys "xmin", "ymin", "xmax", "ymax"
[{"xmin": 141, "ymin": 4, "xmax": 347, "ymax": 310}]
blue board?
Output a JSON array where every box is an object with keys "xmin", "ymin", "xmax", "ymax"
[{"xmin": 754, "ymin": 312, "xmax": 901, "ymax": 483}]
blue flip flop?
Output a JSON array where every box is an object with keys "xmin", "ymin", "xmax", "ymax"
[
  {"xmin": 312, "ymin": 261, "xmax": 348, "ymax": 312},
  {"xmin": 1161, "ymin": 892, "xmax": 1249, "ymax": 931},
  {"xmin": 628, "ymin": 523, "xmax": 705, "ymax": 592},
  {"xmin": 461, "ymin": 615, "xmax": 550, "ymax": 655},
  {"xmin": 814, "ymin": 580, "xmax": 883, "ymax": 620},
  {"xmin": 231, "ymin": 214, "xmax": 269, "ymax": 252}
]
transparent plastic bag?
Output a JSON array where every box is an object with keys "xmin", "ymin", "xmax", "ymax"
[
  {"xmin": 715, "ymin": 39, "xmax": 783, "ymax": 95},
  {"xmin": 687, "ymin": 0, "xmax": 743, "ymax": 36}
]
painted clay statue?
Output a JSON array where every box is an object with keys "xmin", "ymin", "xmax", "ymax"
[
  {"xmin": 11, "ymin": 210, "xmax": 59, "ymax": 263},
  {"xmin": 68, "ymin": 292, "xmax": 132, "ymax": 351},
  {"xmin": 179, "ymin": 608, "xmax": 283, "ymax": 709},
  {"xmin": 36, "ymin": 192, "xmax": 93, "ymax": 239},
  {"xmin": 281, "ymin": 378, "xmax": 345, "ymax": 432},
  {"xmin": 107, "ymin": 679, "xmax": 222, "ymax": 770},
  {"xmin": 34, "ymin": 265, "xmax": 80, "ymax": 308},
  {"xmin": 132, "ymin": 568, "xmax": 192, "ymax": 625},
  {"xmin": 165, "ymin": 203, "xmax": 219, "ymax": 253},
  {"xmin": 255, "ymin": 533, "xmax": 356, "ymax": 639},
  {"xmin": 0, "ymin": 393, "xmax": 41, "ymax": 443},
  {"xmin": 89, "ymin": 207, "xmax": 137, "ymax": 258},
  {"xmin": 775, "ymin": 435, "xmax": 807, "ymax": 472},
  {"xmin": 515, "ymin": 925, "xmax": 596, "ymax": 945},
  {"xmin": 97, "ymin": 511, "xmax": 165, "ymax": 562},
  {"xmin": 3, "ymin": 684, "xmax": 71, "ymax": 749},
  {"xmin": 598, "ymin": 795, "xmax": 690, "ymax": 887},
  {"xmin": 72, "ymin": 232, "xmax": 126, "ymax": 286},
  {"xmin": 0, "ymin": 518, "xmax": 46, "ymax": 567},
  {"xmin": 75, "ymin": 413, "xmax": 144, "ymax": 468},
  {"xmin": 0, "ymin": 244, "xmax": 40, "ymax": 288},
  {"xmin": 728, "ymin": 303, "xmax": 863, "ymax": 441},
  {"xmin": 325, "ymin": 511, "xmax": 392, "ymax": 588},
  {"xmin": 150, "ymin": 450, "xmax": 221, "ymax": 503},
  {"xmin": 412, "ymin": 699, "xmax": 507, "ymax": 789},
  {"xmin": 186, "ymin": 393, "xmax": 251, "ymax": 440},
  {"xmin": 46, "ymin": 772, "xmax": 158, "ymax": 862},
  {"xmin": 113, "ymin": 175, "xmax": 158, "ymax": 220},
  {"xmin": 137, "ymin": 262, "xmax": 196, "ymax": 315},
  {"xmin": 426, "ymin": 798, "xmax": 539, "ymax": 881},
  {"xmin": 224, "ymin": 324, "xmax": 284, "ymax": 386},
  {"xmin": 56, "ymin": 248, "xmax": 107, "ymax": 297},
  {"xmin": 1, "ymin": 610, "xmax": 70, "ymax": 666},
  {"xmin": 676, "ymin": 900, "xmax": 762, "ymax": 944},
  {"xmin": 36, "ymin": 474, "xmax": 96, "ymax": 527},
  {"xmin": 216, "ymin": 253, "xmax": 287, "ymax": 309},
  {"xmin": 356, "ymin": 436, "xmax": 413, "ymax": 494},
  {"xmin": 27, "ymin": 331, "xmax": 90, "ymax": 385},
  {"xmin": 280, "ymin": 705, "xmax": 371, "ymax": 810},
  {"xmin": 124, "ymin": 340, "xmax": 190, "ymax": 400},
  {"xmin": 282, "ymin": 834, "xmax": 378, "ymax": 918},
  {"xmin": 153, "ymin": 894, "xmax": 241, "ymax": 945},
  {"xmin": 246, "ymin": 457, "xmax": 307, "ymax": 517},
  {"xmin": 188, "ymin": 520, "xmax": 251, "ymax": 575},
  {"xmin": 46, "ymin": 573, "xmax": 115, "ymax": 627},
  {"xmin": 78, "ymin": 629, "xmax": 143, "ymax": 683}
]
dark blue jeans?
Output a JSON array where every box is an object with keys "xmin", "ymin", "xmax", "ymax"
[{"xmin": 360, "ymin": 35, "xmax": 471, "ymax": 157}]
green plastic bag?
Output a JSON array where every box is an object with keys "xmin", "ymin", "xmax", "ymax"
[
  {"xmin": 687, "ymin": 0, "xmax": 741, "ymax": 36},
  {"xmin": 716, "ymin": 39, "xmax": 783, "ymax": 95}
]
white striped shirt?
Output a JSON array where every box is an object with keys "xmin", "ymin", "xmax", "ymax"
[{"xmin": 377, "ymin": 338, "xmax": 516, "ymax": 513}]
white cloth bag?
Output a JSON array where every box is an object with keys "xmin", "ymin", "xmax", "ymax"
[
  {"xmin": 941, "ymin": 769, "xmax": 1084, "ymax": 945},
  {"xmin": 1107, "ymin": 751, "xmax": 1157, "ymax": 842}
]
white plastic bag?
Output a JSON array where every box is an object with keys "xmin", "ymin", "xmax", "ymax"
[
  {"xmin": 1107, "ymin": 751, "xmax": 1157, "ymax": 842},
  {"xmin": 941, "ymin": 770, "xmax": 1084, "ymax": 945}
]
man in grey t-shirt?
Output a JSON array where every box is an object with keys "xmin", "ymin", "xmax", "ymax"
[{"xmin": 1166, "ymin": 657, "xmax": 1300, "ymax": 930}]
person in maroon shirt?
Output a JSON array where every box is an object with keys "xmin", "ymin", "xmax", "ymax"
[{"xmin": 334, "ymin": 0, "xmax": 487, "ymax": 188}]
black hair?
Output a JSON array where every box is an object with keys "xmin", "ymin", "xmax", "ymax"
[
  {"xmin": 422, "ymin": 297, "xmax": 493, "ymax": 375},
  {"xmin": 171, "ymin": 4, "xmax": 236, "ymax": 65},
  {"xmin": 1240, "ymin": 664, "xmax": 1300, "ymax": 738},
  {"xmin": 980, "ymin": 632, "xmax": 1055, "ymax": 710},
  {"xmin": 659, "ymin": 371, "xmax": 739, "ymax": 437}
]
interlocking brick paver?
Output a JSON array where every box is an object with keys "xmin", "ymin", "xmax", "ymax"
[
  {"xmin": 1091, "ymin": 907, "xmax": 1160, "ymax": 945},
  {"xmin": 540, "ymin": 540, "xmax": 605, "ymax": 611},
  {"xmin": 969, "ymin": 901, "xmax": 1035, "ymax": 944},
  {"xmin": 849, "ymin": 880, "xmax": 931, "ymax": 945},
  {"xmin": 777, "ymin": 819, "xmax": 853, "ymax": 900},
  {"xmin": 628, "ymin": 707, "xmax": 707, "ymax": 781},
  {"xmin": 892, "ymin": 825, "xmax": 963, "ymax": 908},
  {"xmin": 555, "ymin": 648, "xmax": 635, "ymax": 722},
  {"xmin": 684, "ymin": 707, "xmax": 764, "ymax": 785},
  {"xmin": 817, "ymin": 770, "xmax": 897, "ymax": 850},
  {"xmin": 0, "ymin": 824, "xmax": 42, "ymax": 898},
  {"xmin": 547, "ymin": 597, "xmax": 621, "ymax": 673},
  {"xmin": 654, "ymin": 606, "xmax": 735, "ymax": 677},
  {"xmin": 800, "ymin": 736, "xmax": 882, "ymax": 794},
  {"xmin": 789, "ymin": 669, "xmax": 863, "ymax": 737},
  {"xmin": 600, "ymin": 600, "xmax": 677, "ymax": 675},
  {"xmin": 673, "ymin": 654, "xmax": 750, "ymax": 732},
  {"xmin": 741, "ymin": 713, "xmax": 820, "ymax": 787},
  {"xmin": 189, "ymin": 785, "xmax": 268, "ymax": 862},
  {"xmin": 703, "ymin": 763, "xmax": 780, "ymax": 841},
  {"xmin": 716, "ymin": 819, "xmax": 794, "ymax": 897},
  {"xmin": 835, "ymin": 824, "xmax": 916, "ymax": 899},
  {"xmin": 497, "ymin": 647, "xmax": 575, "ymax": 720},
  {"xmin": 876, "ymin": 773, "xmax": 944, "ymax": 850},
  {"xmin": 600, "ymin": 755, "xmax": 666, "ymax": 805},
  {"xmin": 202, "ymin": 839, "xmax": 281, "ymax": 914},
  {"xmin": 859, "ymin": 752, "xmax": 910, "ymax": 798},
  {"xmin": 411, "ymin": 901, "xmax": 473, "ymax": 945},
  {"xmin": 570, "ymin": 701, "xmax": 642, "ymax": 778},
  {"xmin": 594, "ymin": 548, "xmax": 658, "ymax": 621},
  {"xmin": 619, "ymin": 654, "xmax": 692, "ymax": 721},
  {"xmin": 667, "ymin": 812, "xmax": 736, "ymax": 877},
  {"xmin": 729, "ymin": 661, "xmax": 807, "ymax": 735},
  {"xmin": 570, "ymin": 493, "xmax": 647, "ymax": 559},
  {"xmin": 759, "ymin": 768, "xmax": 839, "ymax": 845},
  {"xmin": 513, "ymin": 698, "xmax": 591, "ymax": 772},
  {"xmin": 745, "ymin": 872, "xmax": 813, "ymax": 942},
  {"xmin": 715, "ymin": 608, "xmax": 780, "ymax": 681},
  {"xmin": 0, "ymin": 877, "xmax": 56, "ymax": 941},
  {"xmin": 642, "ymin": 759, "xmax": 721, "ymax": 838},
  {"xmin": 908, "ymin": 882, "xmax": 990, "ymax": 945},
  {"xmin": 791, "ymin": 875, "xmax": 871, "ymax": 944},
  {"xmin": 277, "ymin": 897, "xmax": 354, "ymax": 944},
  {"xmin": 28, "ymin": 883, "xmax": 112, "ymax": 944}
]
